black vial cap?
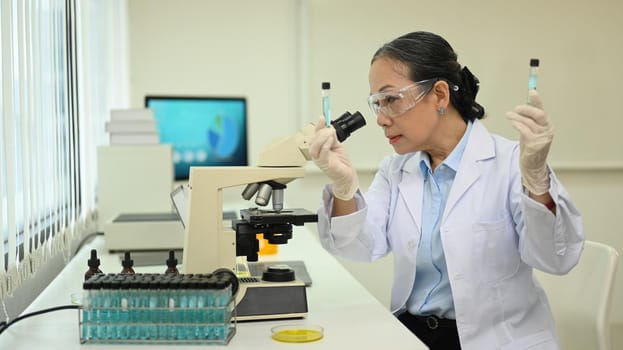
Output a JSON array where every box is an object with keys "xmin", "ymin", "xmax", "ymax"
[
  {"xmin": 122, "ymin": 251, "xmax": 134, "ymax": 268},
  {"xmin": 166, "ymin": 250, "xmax": 178, "ymax": 267},
  {"xmin": 530, "ymin": 58, "xmax": 540, "ymax": 67},
  {"xmin": 87, "ymin": 249, "xmax": 100, "ymax": 268},
  {"xmin": 321, "ymin": 82, "xmax": 330, "ymax": 90}
]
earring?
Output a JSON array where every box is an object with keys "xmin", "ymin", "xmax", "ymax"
[{"xmin": 438, "ymin": 106, "xmax": 445, "ymax": 115}]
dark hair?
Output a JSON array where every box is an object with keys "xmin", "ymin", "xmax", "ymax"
[{"xmin": 372, "ymin": 31, "xmax": 485, "ymax": 121}]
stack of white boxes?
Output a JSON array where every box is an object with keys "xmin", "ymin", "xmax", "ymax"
[{"xmin": 106, "ymin": 108, "xmax": 160, "ymax": 145}]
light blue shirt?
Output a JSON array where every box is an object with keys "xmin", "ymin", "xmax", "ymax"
[{"xmin": 406, "ymin": 121, "xmax": 473, "ymax": 319}]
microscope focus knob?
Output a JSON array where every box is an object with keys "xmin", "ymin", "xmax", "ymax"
[{"xmin": 262, "ymin": 264, "xmax": 295, "ymax": 282}]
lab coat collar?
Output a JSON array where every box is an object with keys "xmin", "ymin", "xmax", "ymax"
[{"xmin": 442, "ymin": 119, "xmax": 495, "ymax": 222}]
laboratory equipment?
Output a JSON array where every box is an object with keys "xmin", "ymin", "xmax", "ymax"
[
  {"xmin": 165, "ymin": 250, "xmax": 180, "ymax": 275},
  {"xmin": 528, "ymin": 58, "xmax": 539, "ymax": 104},
  {"xmin": 528, "ymin": 58, "xmax": 539, "ymax": 91},
  {"xmin": 85, "ymin": 249, "xmax": 103, "ymax": 280},
  {"xmin": 79, "ymin": 272, "xmax": 237, "ymax": 344},
  {"xmin": 322, "ymin": 82, "xmax": 331, "ymax": 127},
  {"xmin": 181, "ymin": 111, "xmax": 366, "ymax": 321},
  {"xmin": 271, "ymin": 324, "xmax": 324, "ymax": 343},
  {"xmin": 120, "ymin": 252, "xmax": 135, "ymax": 274}
]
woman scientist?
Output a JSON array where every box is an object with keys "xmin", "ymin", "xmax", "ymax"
[{"xmin": 310, "ymin": 31, "xmax": 584, "ymax": 350}]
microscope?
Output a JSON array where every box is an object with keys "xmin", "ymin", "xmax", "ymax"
[{"xmin": 181, "ymin": 111, "xmax": 365, "ymax": 321}]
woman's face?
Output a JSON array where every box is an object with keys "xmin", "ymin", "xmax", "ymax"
[{"xmin": 368, "ymin": 56, "xmax": 441, "ymax": 155}]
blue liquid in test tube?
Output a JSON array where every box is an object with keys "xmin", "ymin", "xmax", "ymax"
[
  {"xmin": 528, "ymin": 58, "xmax": 539, "ymax": 104},
  {"xmin": 322, "ymin": 82, "xmax": 331, "ymax": 127}
]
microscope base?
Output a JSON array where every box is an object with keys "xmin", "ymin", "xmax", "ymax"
[{"xmin": 235, "ymin": 279, "xmax": 307, "ymax": 321}]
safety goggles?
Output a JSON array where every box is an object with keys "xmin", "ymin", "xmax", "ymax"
[{"xmin": 367, "ymin": 78, "xmax": 438, "ymax": 118}]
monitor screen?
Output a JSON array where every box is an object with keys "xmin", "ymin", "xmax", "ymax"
[{"xmin": 145, "ymin": 96, "xmax": 248, "ymax": 180}]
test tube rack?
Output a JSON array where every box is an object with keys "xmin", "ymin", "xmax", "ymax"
[{"xmin": 79, "ymin": 273, "xmax": 236, "ymax": 345}]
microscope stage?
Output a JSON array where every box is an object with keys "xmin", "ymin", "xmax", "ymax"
[{"xmin": 240, "ymin": 208, "xmax": 318, "ymax": 226}]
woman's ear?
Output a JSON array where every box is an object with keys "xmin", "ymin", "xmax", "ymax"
[{"xmin": 432, "ymin": 80, "xmax": 450, "ymax": 110}]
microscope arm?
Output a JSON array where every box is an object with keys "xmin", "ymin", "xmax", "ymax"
[
  {"xmin": 183, "ymin": 166, "xmax": 305, "ymax": 274},
  {"xmin": 256, "ymin": 122, "xmax": 315, "ymax": 167}
]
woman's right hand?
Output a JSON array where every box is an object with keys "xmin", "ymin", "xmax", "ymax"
[{"xmin": 309, "ymin": 117, "xmax": 359, "ymax": 200}]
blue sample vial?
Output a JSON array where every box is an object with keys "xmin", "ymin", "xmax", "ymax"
[
  {"xmin": 322, "ymin": 82, "xmax": 331, "ymax": 127},
  {"xmin": 157, "ymin": 279, "xmax": 170, "ymax": 339},
  {"xmin": 118, "ymin": 280, "xmax": 131, "ymax": 340},
  {"xmin": 81, "ymin": 280, "xmax": 93, "ymax": 340},
  {"xmin": 100, "ymin": 279, "xmax": 112, "ymax": 339},
  {"xmin": 205, "ymin": 277, "xmax": 217, "ymax": 339},
  {"xmin": 148, "ymin": 279, "xmax": 160, "ymax": 339},
  {"xmin": 213, "ymin": 279, "xmax": 230, "ymax": 340},
  {"xmin": 528, "ymin": 58, "xmax": 539, "ymax": 90},
  {"xmin": 187, "ymin": 280, "xmax": 199, "ymax": 339},
  {"xmin": 196, "ymin": 279, "xmax": 210, "ymax": 339},
  {"xmin": 128, "ymin": 279, "xmax": 140, "ymax": 340},
  {"xmin": 528, "ymin": 58, "xmax": 539, "ymax": 104},
  {"xmin": 177, "ymin": 279, "xmax": 190, "ymax": 339},
  {"xmin": 167, "ymin": 279, "xmax": 180, "ymax": 340},
  {"xmin": 108, "ymin": 280, "xmax": 121, "ymax": 339},
  {"xmin": 138, "ymin": 279, "xmax": 151, "ymax": 340},
  {"xmin": 90, "ymin": 280, "xmax": 102, "ymax": 340}
]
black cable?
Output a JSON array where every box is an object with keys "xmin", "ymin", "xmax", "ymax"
[{"xmin": 0, "ymin": 305, "xmax": 79, "ymax": 335}]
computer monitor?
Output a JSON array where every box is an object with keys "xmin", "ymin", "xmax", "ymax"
[{"xmin": 145, "ymin": 95, "xmax": 248, "ymax": 180}]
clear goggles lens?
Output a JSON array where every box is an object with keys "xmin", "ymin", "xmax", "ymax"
[{"xmin": 367, "ymin": 79, "xmax": 437, "ymax": 118}]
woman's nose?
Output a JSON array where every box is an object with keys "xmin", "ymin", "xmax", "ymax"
[{"xmin": 376, "ymin": 112, "xmax": 392, "ymax": 127}]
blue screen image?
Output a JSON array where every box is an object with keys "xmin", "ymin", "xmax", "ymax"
[{"xmin": 145, "ymin": 97, "xmax": 248, "ymax": 180}]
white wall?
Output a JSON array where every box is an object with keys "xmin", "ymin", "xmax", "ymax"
[
  {"xmin": 126, "ymin": 0, "xmax": 623, "ymax": 346},
  {"xmin": 127, "ymin": 0, "xmax": 302, "ymax": 165}
]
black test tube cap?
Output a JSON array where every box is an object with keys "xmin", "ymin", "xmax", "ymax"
[
  {"xmin": 88, "ymin": 249, "xmax": 100, "ymax": 268},
  {"xmin": 122, "ymin": 251, "xmax": 134, "ymax": 268}
]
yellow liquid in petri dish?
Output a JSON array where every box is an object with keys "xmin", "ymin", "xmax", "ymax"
[{"xmin": 271, "ymin": 326, "xmax": 324, "ymax": 343}]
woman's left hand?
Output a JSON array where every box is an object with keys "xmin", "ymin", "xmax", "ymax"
[{"xmin": 506, "ymin": 90, "xmax": 554, "ymax": 195}]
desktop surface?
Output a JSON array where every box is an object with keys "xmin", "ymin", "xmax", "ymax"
[{"xmin": 0, "ymin": 228, "xmax": 425, "ymax": 349}]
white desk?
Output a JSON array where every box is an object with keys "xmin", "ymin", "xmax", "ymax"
[{"xmin": 0, "ymin": 227, "xmax": 425, "ymax": 349}]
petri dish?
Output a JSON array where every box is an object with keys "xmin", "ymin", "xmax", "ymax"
[{"xmin": 271, "ymin": 324, "xmax": 324, "ymax": 343}]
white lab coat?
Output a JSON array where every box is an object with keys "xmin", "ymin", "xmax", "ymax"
[{"xmin": 317, "ymin": 120, "xmax": 584, "ymax": 350}]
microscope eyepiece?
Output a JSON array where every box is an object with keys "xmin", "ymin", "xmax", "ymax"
[{"xmin": 332, "ymin": 111, "xmax": 366, "ymax": 143}]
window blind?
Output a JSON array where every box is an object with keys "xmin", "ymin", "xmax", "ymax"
[{"xmin": 0, "ymin": 0, "xmax": 127, "ymax": 319}]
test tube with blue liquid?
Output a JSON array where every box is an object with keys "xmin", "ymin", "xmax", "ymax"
[
  {"xmin": 186, "ymin": 280, "xmax": 199, "ymax": 339},
  {"xmin": 167, "ymin": 279, "xmax": 180, "ymax": 340},
  {"xmin": 118, "ymin": 281, "xmax": 130, "ymax": 340},
  {"xmin": 322, "ymin": 82, "xmax": 331, "ymax": 127},
  {"xmin": 528, "ymin": 58, "xmax": 539, "ymax": 104},
  {"xmin": 177, "ymin": 280, "xmax": 190, "ymax": 339},
  {"xmin": 108, "ymin": 280, "xmax": 121, "ymax": 339},
  {"xmin": 100, "ymin": 279, "xmax": 111, "ymax": 339},
  {"xmin": 89, "ymin": 280, "xmax": 102, "ymax": 339},
  {"xmin": 81, "ymin": 281, "xmax": 93, "ymax": 340}
]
